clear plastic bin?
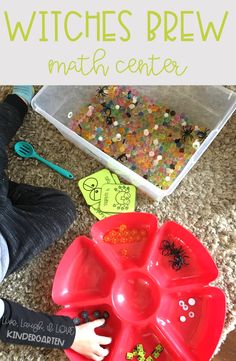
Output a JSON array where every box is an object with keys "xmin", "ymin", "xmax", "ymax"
[{"xmin": 31, "ymin": 86, "xmax": 236, "ymax": 200}]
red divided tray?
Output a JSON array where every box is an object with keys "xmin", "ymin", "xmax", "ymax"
[{"xmin": 52, "ymin": 213, "xmax": 226, "ymax": 361}]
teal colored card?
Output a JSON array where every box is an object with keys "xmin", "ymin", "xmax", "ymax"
[
  {"xmin": 78, "ymin": 169, "xmax": 115, "ymax": 206},
  {"xmin": 100, "ymin": 184, "xmax": 136, "ymax": 213}
]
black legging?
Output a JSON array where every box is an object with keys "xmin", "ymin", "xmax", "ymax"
[{"xmin": 0, "ymin": 94, "xmax": 76, "ymax": 276}]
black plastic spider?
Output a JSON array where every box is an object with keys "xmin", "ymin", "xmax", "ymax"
[
  {"xmin": 181, "ymin": 125, "xmax": 194, "ymax": 142},
  {"xmin": 116, "ymin": 153, "xmax": 127, "ymax": 162},
  {"xmin": 169, "ymin": 254, "xmax": 189, "ymax": 271},
  {"xmin": 96, "ymin": 86, "xmax": 108, "ymax": 97},
  {"xmin": 196, "ymin": 129, "xmax": 210, "ymax": 142},
  {"xmin": 160, "ymin": 240, "xmax": 189, "ymax": 271},
  {"xmin": 160, "ymin": 240, "xmax": 174, "ymax": 256},
  {"xmin": 106, "ymin": 116, "xmax": 114, "ymax": 125}
]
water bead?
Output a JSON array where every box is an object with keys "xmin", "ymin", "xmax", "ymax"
[
  {"xmin": 157, "ymin": 155, "xmax": 163, "ymax": 161},
  {"xmin": 164, "ymin": 113, "xmax": 169, "ymax": 118},
  {"xmin": 149, "ymin": 151, "xmax": 155, "ymax": 157},
  {"xmin": 115, "ymin": 105, "xmax": 120, "ymax": 110},
  {"xmin": 192, "ymin": 140, "xmax": 200, "ymax": 150},
  {"xmin": 144, "ymin": 129, "xmax": 149, "ymax": 136}
]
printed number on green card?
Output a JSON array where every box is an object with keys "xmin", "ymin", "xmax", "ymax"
[{"xmin": 100, "ymin": 184, "xmax": 136, "ymax": 213}]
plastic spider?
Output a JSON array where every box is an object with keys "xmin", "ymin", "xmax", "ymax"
[
  {"xmin": 160, "ymin": 240, "xmax": 189, "ymax": 271},
  {"xmin": 96, "ymin": 86, "xmax": 108, "ymax": 97},
  {"xmin": 197, "ymin": 129, "xmax": 210, "ymax": 142},
  {"xmin": 169, "ymin": 254, "xmax": 189, "ymax": 271},
  {"xmin": 116, "ymin": 153, "xmax": 128, "ymax": 162},
  {"xmin": 160, "ymin": 240, "xmax": 174, "ymax": 256},
  {"xmin": 106, "ymin": 116, "xmax": 114, "ymax": 125},
  {"xmin": 181, "ymin": 125, "xmax": 194, "ymax": 142}
]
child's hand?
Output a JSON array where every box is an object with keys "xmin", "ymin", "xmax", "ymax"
[{"xmin": 71, "ymin": 319, "xmax": 112, "ymax": 361}]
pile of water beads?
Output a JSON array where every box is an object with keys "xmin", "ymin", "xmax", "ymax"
[
  {"xmin": 69, "ymin": 86, "xmax": 209, "ymax": 189},
  {"xmin": 103, "ymin": 224, "xmax": 148, "ymax": 245}
]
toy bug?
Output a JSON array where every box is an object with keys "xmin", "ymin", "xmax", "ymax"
[
  {"xmin": 116, "ymin": 153, "xmax": 128, "ymax": 162},
  {"xmin": 160, "ymin": 239, "xmax": 174, "ymax": 256},
  {"xmin": 181, "ymin": 125, "xmax": 194, "ymax": 142},
  {"xmin": 106, "ymin": 116, "xmax": 114, "ymax": 125},
  {"xmin": 160, "ymin": 240, "xmax": 189, "ymax": 271},
  {"xmin": 96, "ymin": 86, "xmax": 108, "ymax": 97},
  {"xmin": 169, "ymin": 253, "xmax": 189, "ymax": 271},
  {"xmin": 197, "ymin": 129, "xmax": 210, "ymax": 142}
]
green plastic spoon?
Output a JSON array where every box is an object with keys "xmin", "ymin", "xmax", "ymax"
[{"xmin": 14, "ymin": 141, "xmax": 74, "ymax": 180}]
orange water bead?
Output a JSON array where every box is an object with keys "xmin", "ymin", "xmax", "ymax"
[
  {"xmin": 83, "ymin": 131, "xmax": 93, "ymax": 139},
  {"xmin": 140, "ymin": 229, "xmax": 148, "ymax": 237},
  {"xmin": 117, "ymin": 127, "xmax": 126, "ymax": 136},
  {"xmin": 105, "ymin": 139, "xmax": 112, "ymax": 146},
  {"xmin": 107, "ymin": 86, "xmax": 118, "ymax": 99},
  {"xmin": 151, "ymin": 104, "xmax": 160, "ymax": 112},
  {"xmin": 103, "ymin": 235, "xmax": 112, "ymax": 243},
  {"xmin": 120, "ymin": 249, "xmax": 128, "ymax": 257},
  {"xmin": 119, "ymin": 224, "xmax": 127, "ymax": 232},
  {"xmin": 110, "ymin": 230, "xmax": 118, "ymax": 237},
  {"xmin": 126, "ymin": 134, "xmax": 137, "ymax": 146},
  {"xmin": 103, "ymin": 147, "xmax": 111, "ymax": 154}
]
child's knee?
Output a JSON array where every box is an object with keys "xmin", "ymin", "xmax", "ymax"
[{"xmin": 57, "ymin": 191, "xmax": 77, "ymax": 222}]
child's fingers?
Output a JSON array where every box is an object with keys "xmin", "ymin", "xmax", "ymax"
[
  {"xmin": 95, "ymin": 346, "xmax": 109, "ymax": 357},
  {"xmin": 92, "ymin": 355, "xmax": 104, "ymax": 361},
  {"xmin": 91, "ymin": 318, "xmax": 105, "ymax": 329},
  {"xmin": 98, "ymin": 335, "xmax": 112, "ymax": 345}
]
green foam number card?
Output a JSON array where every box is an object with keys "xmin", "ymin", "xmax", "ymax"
[
  {"xmin": 78, "ymin": 169, "xmax": 115, "ymax": 205},
  {"xmin": 112, "ymin": 173, "xmax": 121, "ymax": 184},
  {"xmin": 90, "ymin": 203, "xmax": 117, "ymax": 220},
  {"xmin": 100, "ymin": 184, "xmax": 136, "ymax": 213}
]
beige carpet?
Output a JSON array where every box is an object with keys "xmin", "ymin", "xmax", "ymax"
[{"xmin": 0, "ymin": 86, "xmax": 235, "ymax": 361}]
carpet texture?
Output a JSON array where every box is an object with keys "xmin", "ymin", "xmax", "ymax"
[{"xmin": 0, "ymin": 86, "xmax": 235, "ymax": 361}]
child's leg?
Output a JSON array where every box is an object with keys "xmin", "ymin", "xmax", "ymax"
[
  {"xmin": 0, "ymin": 94, "xmax": 28, "ymax": 197},
  {"xmin": 3, "ymin": 181, "xmax": 76, "ymax": 275},
  {"xmin": 0, "ymin": 88, "xmax": 76, "ymax": 275}
]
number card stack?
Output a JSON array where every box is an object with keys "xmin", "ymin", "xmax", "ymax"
[{"xmin": 78, "ymin": 169, "xmax": 136, "ymax": 220}]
